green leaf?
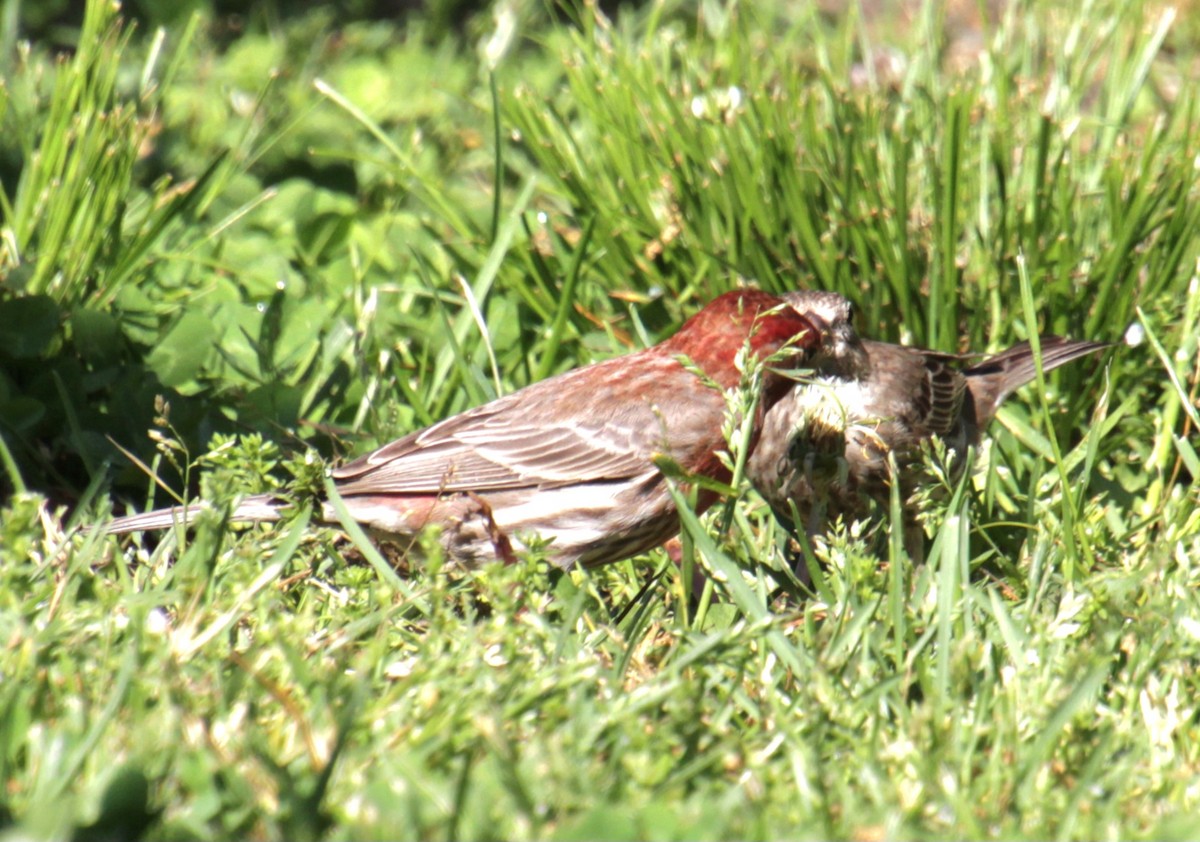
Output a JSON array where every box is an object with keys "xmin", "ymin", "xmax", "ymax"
[
  {"xmin": 0, "ymin": 295, "xmax": 61, "ymax": 359},
  {"xmin": 0, "ymin": 396, "xmax": 46, "ymax": 433},
  {"xmin": 144, "ymin": 311, "xmax": 214, "ymax": 389},
  {"xmin": 70, "ymin": 307, "xmax": 123, "ymax": 365}
]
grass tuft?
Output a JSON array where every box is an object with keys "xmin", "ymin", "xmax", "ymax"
[{"xmin": 0, "ymin": 0, "xmax": 1198, "ymax": 839}]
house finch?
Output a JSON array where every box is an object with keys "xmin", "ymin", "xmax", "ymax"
[
  {"xmin": 105, "ymin": 289, "xmax": 823, "ymax": 569},
  {"xmin": 747, "ymin": 290, "xmax": 1110, "ymax": 555}
]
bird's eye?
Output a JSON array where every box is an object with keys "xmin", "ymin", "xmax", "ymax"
[{"xmin": 845, "ymin": 301, "xmax": 856, "ymax": 324}]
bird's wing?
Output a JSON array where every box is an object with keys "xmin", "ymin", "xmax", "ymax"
[
  {"xmin": 331, "ymin": 402, "xmax": 658, "ymax": 496},
  {"xmin": 862, "ymin": 342, "xmax": 969, "ymax": 438},
  {"xmin": 919, "ymin": 355, "xmax": 970, "ymax": 437},
  {"xmin": 965, "ymin": 336, "xmax": 1112, "ymax": 423}
]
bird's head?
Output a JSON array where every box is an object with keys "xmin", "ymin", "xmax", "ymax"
[
  {"xmin": 662, "ymin": 289, "xmax": 822, "ymax": 390},
  {"xmin": 781, "ymin": 290, "xmax": 869, "ymax": 378}
]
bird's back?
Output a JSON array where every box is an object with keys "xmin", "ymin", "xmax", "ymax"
[{"xmin": 749, "ymin": 330, "xmax": 1110, "ymax": 545}]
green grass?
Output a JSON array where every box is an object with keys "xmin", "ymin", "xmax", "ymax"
[{"xmin": 2, "ymin": 0, "xmax": 1200, "ymax": 838}]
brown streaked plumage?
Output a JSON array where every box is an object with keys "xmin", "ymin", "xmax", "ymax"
[
  {"xmin": 105, "ymin": 289, "xmax": 821, "ymax": 570},
  {"xmin": 747, "ymin": 290, "xmax": 1111, "ymax": 554}
]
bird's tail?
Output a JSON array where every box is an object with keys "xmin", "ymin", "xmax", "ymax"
[
  {"xmin": 966, "ymin": 336, "xmax": 1111, "ymax": 424},
  {"xmin": 104, "ymin": 493, "xmax": 283, "ymax": 535}
]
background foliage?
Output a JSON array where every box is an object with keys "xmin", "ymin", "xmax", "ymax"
[{"xmin": 1, "ymin": 0, "xmax": 1198, "ymax": 839}]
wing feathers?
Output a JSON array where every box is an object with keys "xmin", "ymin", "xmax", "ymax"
[
  {"xmin": 332, "ymin": 421, "xmax": 657, "ymax": 496},
  {"xmin": 966, "ymin": 337, "xmax": 1111, "ymax": 423}
]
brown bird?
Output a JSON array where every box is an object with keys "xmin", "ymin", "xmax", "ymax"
[
  {"xmin": 746, "ymin": 290, "xmax": 1110, "ymax": 555},
  {"xmin": 105, "ymin": 289, "xmax": 823, "ymax": 570}
]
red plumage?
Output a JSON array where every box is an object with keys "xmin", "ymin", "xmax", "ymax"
[{"xmin": 105, "ymin": 289, "xmax": 821, "ymax": 569}]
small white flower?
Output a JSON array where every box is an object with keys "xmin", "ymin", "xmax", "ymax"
[
  {"xmin": 230, "ymin": 89, "xmax": 255, "ymax": 116},
  {"xmin": 483, "ymin": 643, "xmax": 508, "ymax": 668},
  {"xmin": 385, "ymin": 657, "xmax": 417, "ymax": 679},
  {"xmin": 1178, "ymin": 616, "xmax": 1200, "ymax": 642},
  {"xmin": 483, "ymin": 3, "xmax": 517, "ymax": 70},
  {"xmin": 145, "ymin": 608, "xmax": 169, "ymax": 635}
]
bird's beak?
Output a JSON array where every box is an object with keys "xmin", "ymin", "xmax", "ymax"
[
  {"xmin": 765, "ymin": 312, "xmax": 828, "ymax": 382},
  {"xmin": 832, "ymin": 322, "xmax": 857, "ymax": 347},
  {"xmin": 802, "ymin": 313, "xmax": 832, "ymax": 348}
]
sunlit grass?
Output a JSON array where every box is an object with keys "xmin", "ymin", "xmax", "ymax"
[{"xmin": 1, "ymin": 0, "xmax": 1198, "ymax": 839}]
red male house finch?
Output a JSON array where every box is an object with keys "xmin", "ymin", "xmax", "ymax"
[
  {"xmin": 106, "ymin": 290, "xmax": 822, "ymax": 569},
  {"xmin": 747, "ymin": 290, "xmax": 1110, "ymax": 552}
]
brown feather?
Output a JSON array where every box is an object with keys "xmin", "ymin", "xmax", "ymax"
[
  {"xmin": 103, "ymin": 289, "xmax": 821, "ymax": 571},
  {"xmin": 748, "ymin": 291, "xmax": 1111, "ymax": 557}
]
